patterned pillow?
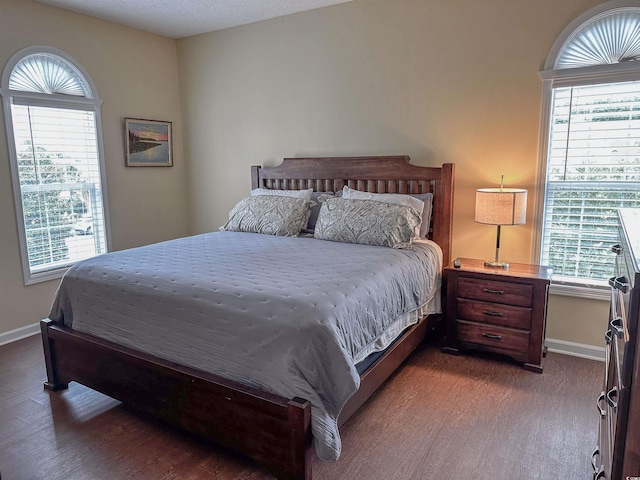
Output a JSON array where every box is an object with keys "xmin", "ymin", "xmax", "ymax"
[
  {"xmin": 314, "ymin": 196, "xmax": 420, "ymax": 248},
  {"xmin": 341, "ymin": 186, "xmax": 432, "ymax": 237},
  {"xmin": 221, "ymin": 195, "xmax": 314, "ymax": 236}
]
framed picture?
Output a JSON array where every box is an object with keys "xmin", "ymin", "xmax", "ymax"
[{"xmin": 125, "ymin": 118, "xmax": 173, "ymax": 167}]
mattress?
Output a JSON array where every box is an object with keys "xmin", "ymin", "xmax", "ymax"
[{"xmin": 48, "ymin": 231, "xmax": 442, "ymax": 461}]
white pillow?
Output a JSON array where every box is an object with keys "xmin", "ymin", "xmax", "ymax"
[
  {"xmin": 251, "ymin": 187, "xmax": 313, "ymax": 201},
  {"xmin": 342, "ymin": 186, "xmax": 424, "ymax": 236}
]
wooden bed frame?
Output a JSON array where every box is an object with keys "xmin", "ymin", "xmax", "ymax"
[{"xmin": 41, "ymin": 155, "xmax": 454, "ymax": 480}]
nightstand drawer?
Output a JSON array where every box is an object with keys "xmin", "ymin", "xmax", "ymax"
[
  {"xmin": 457, "ymin": 298, "xmax": 532, "ymax": 330},
  {"xmin": 457, "ymin": 277, "xmax": 533, "ymax": 307},
  {"xmin": 457, "ymin": 320, "xmax": 530, "ymax": 355}
]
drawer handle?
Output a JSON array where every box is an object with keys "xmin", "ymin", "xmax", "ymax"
[
  {"xmin": 606, "ymin": 386, "xmax": 618, "ymax": 410},
  {"xmin": 483, "ymin": 288, "xmax": 505, "ymax": 295},
  {"xmin": 593, "ymin": 466, "xmax": 605, "ymax": 480},
  {"xmin": 596, "ymin": 392, "xmax": 606, "ymax": 417},
  {"xmin": 482, "ymin": 310, "xmax": 504, "ymax": 317},
  {"xmin": 608, "ymin": 276, "xmax": 629, "ymax": 293},
  {"xmin": 591, "ymin": 447, "xmax": 600, "ymax": 472},
  {"xmin": 481, "ymin": 333, "xmax": 502, "ymax": 341},
  {"xmin": 610, "ymin": 317, "xmax": 624, "ymax": 338}
]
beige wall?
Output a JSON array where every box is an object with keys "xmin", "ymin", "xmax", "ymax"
[
  {"xmin": 177, "ymin": 0, "xmax": 611, "ymax": 348},
  {"xmin": 0, "ymin": 0, "xmax": 613, "ymax": 348},
  {"xmin": 0, "ymin": 0, "xmax": 188, "ymax": 336},
  {"xmin": 547, "ymin": 295, "xmax": 608, "ymax": 346}
]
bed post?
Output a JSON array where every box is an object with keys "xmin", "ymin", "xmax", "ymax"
[
  {"xmin": 285, "ymin": 397, "xmax": 312, "ymax": 480},
  {"xmin": 435, "ymin": 163, "xmax": 455, "ymax": 266},
  {"xmin": 40, "ymin": 319, "xmax": 69, "ymax": 391},
  {"xmin": 251, "ymin": 165, "xmax": 261, "ymax": 189}
]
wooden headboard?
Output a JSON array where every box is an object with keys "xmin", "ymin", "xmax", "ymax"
[{"xmin": 251, "ymin": 155, "xmax": 455, "ymax": 266}]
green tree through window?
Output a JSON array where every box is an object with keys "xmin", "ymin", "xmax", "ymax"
[{"xmin": 19, "ymin": 142, "xmax": 71, "ymax": 266}]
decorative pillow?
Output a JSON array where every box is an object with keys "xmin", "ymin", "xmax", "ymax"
[
  {"xmin": 341, "ymin": 186, "xmax": 425, "ymax": 237},
  {"xmin": 314, "ymin": 196, "xmax": 420, "ymax": 248},
  {"xmin": 221, "ymin": 195, "xmax": 314, "ymax": 236},
  {"xmin": 251, "ymin": 187, "xmax": 313, "ymax": 201}
]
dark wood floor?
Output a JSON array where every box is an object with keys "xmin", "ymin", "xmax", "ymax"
[{"xmin": 0, "ymin": 334, "xmax": 601, "ymax": 480}]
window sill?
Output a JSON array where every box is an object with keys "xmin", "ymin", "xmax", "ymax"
[{"xmin": 25, "ymin": 266, "xmax": 70, "ymax": 286}]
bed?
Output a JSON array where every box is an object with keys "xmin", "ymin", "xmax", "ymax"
[{"xmin": 41, "ymin": 155, "xmax": 455, "ymax": 480}]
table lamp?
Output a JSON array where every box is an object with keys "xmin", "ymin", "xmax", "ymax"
[{"xmin": 475, "ymin": 176, "xmax": 527, "ymax": 269}]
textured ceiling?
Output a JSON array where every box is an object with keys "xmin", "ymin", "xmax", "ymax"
[{"xmin": 34, "ymin": 0, "xmax": 354, "ymax": 38}]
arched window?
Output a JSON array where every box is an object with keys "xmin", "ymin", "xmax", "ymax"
[
  {"xmin": 1, "ymin": 46, "xmax": 110, "ymax": 285},
  {"xmin": 536, "ymin": 0, "xmax": 640, "ymax": 298}
]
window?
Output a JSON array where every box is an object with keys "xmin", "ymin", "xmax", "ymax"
[
  {"xmin": 537, "ymin": 2, "xmax": 640, "ymax": 298},
  {"xmin": 1, "ymin": 47, "xmax": 110, "ymax": 285}
]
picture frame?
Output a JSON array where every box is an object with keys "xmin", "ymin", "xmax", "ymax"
[{"xmin": 124, "ymin": 118, "xmax": 173, "ymax": 167}]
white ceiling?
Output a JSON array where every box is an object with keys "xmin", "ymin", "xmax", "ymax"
[{"xmin": 34, "ymin": 0, "xmax": 354, "ymax": 39}]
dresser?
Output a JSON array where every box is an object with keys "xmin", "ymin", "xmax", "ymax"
[
  {"xmin": 443, "ymin": 258, "xmax": 552, "ymax": 373},
  {"xmin": 593, "ymin": 209, "xmax": 640, "ymax": 479}
]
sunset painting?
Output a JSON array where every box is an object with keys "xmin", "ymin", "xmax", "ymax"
[{"xmin": 125, "ymin": 118, "xmax": 173, "ymax": 167}]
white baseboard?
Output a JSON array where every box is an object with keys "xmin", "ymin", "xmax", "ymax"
[
  {"xmin": 0, "ymin": 322, "xmax": 40, "ymax": 347},
  {"xmin": 545, "ymin": 338, "xmax": 605, "ymax": 362},
  {"xmin": 0, "ymin": 324, "xmax": 607, "ymax": 364}
]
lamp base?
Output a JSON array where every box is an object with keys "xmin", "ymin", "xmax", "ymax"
[{"xmin": 484, "ymin": 260, "xmax": 509, "ymax": 269}]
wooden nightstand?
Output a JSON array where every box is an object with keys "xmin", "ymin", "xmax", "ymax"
[{"xmin": 442, "ymin": 258, "xmax": 552, "ymax": 373}]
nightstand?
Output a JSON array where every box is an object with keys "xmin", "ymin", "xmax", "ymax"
[{"xmin": 442, "ymin": 258, "xmax": 552, "ymax": 373}]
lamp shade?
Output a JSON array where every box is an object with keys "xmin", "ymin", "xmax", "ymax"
[{"xmin": 475, "ymin": 188, "xmax": 527, "ymax": 226}]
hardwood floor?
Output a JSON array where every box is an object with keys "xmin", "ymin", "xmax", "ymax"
[{"xmin": 0, "ymin": 334, "xmax": 601, "ymax": 480}]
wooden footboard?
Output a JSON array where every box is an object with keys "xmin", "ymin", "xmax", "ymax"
[
  {"xmin": 41, "ymin": 319, "xmax": 312, "ymax": 480},
  {"xmin": 41, "ymin": 313, "xmax": 438, "ymax": 479}
]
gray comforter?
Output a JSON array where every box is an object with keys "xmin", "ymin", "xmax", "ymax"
[{"xmin": 48, "ymin": 231, "xmax": 442, "ymax": 461}]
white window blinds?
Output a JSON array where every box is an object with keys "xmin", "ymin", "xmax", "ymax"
[
  {"xmin": 9, "ymin": 53, "xmax": 88, "ymax": 96},
  {"xmin": 541, "ymin": 81, "xmax": 640, "ymax": 283},
  {"xmin": 11, "ymin": 104, "xmax": 107, "ymax": 273}
]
